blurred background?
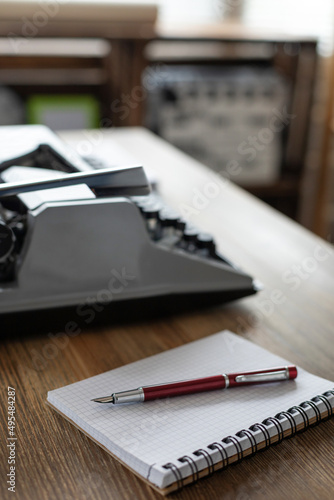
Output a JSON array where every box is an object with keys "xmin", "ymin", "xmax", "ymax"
[{"xmin": 0, "ymin": 0, "xmax": 333, "ymax": 238}]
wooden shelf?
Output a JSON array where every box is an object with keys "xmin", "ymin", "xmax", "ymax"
[
  {"xmin": 0, "ymin": 37, "xmax": 111, "ymax": 57},
  {"xmin": 146, "ymin": 40, "xmax": 275, "ymax": 62},
  {"xmin": 246, "ymin": 179, "xmax": 300, "ymax": 198},
  {"xmin": 143, "ymin": 30, "xmax": 318, "ymax": 224},
  {"xmin": 156, "ymin": 21, "xmax": 318, "ymax": 45},
  {"xmin": 0, "ymin": 68, "xmax": 108, "ymax": 86}
]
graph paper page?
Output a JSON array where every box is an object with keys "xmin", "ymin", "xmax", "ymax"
[{"xmin": 47, "ymin": 330, "xmax": 333, "ymax": 488}]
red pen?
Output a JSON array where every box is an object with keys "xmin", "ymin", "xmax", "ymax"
[{"xmin": 92, "ymin": 366, "xmax": 298, "ymax": 404}]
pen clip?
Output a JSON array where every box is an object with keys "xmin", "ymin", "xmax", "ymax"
[{"xmin": 235, "ymin": 368, "xmax": 289, "ymax": 383}]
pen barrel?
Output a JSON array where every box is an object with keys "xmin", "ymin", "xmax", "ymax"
[{"xmin": 143, "ymin": 375, "xmax": 226, "ymax": 401}]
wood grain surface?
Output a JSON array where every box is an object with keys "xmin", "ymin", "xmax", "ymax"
[{"xmin": 1, "ymin": 128, "xmax": 334, "ymax": 500}]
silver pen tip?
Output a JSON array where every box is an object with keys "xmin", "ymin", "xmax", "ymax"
[{"xmin": 91, "ymin": 395, "xmax": 114, "ymax": 404}]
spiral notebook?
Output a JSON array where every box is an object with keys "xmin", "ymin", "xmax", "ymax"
[{"xmin": 47, "ymin": 330, "xmax": 334, "ymax": 495}]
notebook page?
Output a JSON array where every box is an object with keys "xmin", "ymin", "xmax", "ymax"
[{"xmin": 47, "ymin": 330, "xmax": 334, "ymax": 489}]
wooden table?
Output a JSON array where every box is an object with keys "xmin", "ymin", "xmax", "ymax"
[{"xmin": 1, "ymin": 127, "xmax": 334, "ymax": 500}]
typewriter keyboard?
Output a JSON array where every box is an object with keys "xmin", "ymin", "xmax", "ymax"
[{"xmin": 130, "ymin": 193, "xmax": 231, "ymax": 265}]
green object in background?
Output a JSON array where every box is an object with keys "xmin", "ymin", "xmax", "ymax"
[{"xmin": 27, "ymin": 95, "xmax": 100, "ymax": 130}]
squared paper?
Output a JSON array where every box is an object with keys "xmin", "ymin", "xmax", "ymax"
[{"xmin": 47, "ymin": 330, "xmax": 334, "ymax": 491}]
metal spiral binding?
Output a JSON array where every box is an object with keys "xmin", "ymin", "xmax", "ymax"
[
  {"xmin": 275, "ymin": 411, "xmax": 297, "ymax": 436},
  {"xmin": 250, "ymin": 422, "xmax": 271, "ymax": 449},
  {"xmin": 193, "ymin": 449, "xmax": 215, "ymax": 475},
  {"xmin": 313, "ymin": 395, "xmax": 333, "ymax": 419},
  {"xmin": 300, "ymin": 400, "xmax": 321, "ymax": 424},
  {"xmin": 163, "ymin": 462, "xmax": 184, "ymax": 490},
  {"xmin": 236, "ymin": 429, "xmax": 258, "ymax": 456},
  {"xmin": 160, "ymin": 390, "xmax": 334, "ymax": 491},
  {"xmin": 222, "ymin": 435, "xmax": 244, "ymax": 462},
  {"xmin": 262, "ymin": 417, "xmax": 284, "ymax": 444},
  {"xmin": 207, "ymin": 442, "xmax": 229, "ymax": 468},
  {"xmin": 288, "ymin": 405, "xmax": 309, "ymax": 431},
  {"xmin": 178, "ymin": 455, "xmax": 199, "ymax": 483}
]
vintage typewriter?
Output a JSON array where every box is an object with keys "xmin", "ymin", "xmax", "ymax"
[{"xmin": 0, "ymin": 125, "xmax": 258, "ymax": 314}]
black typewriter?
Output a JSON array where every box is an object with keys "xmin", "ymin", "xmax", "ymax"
[{"xmin": 0, "ymin": 125, "xmax": 258, "ymax": 314}]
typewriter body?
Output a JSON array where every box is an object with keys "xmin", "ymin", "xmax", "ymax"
[{"xmin": 0, "ymin": 125, "xmax": 257, "ymax": 314}]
